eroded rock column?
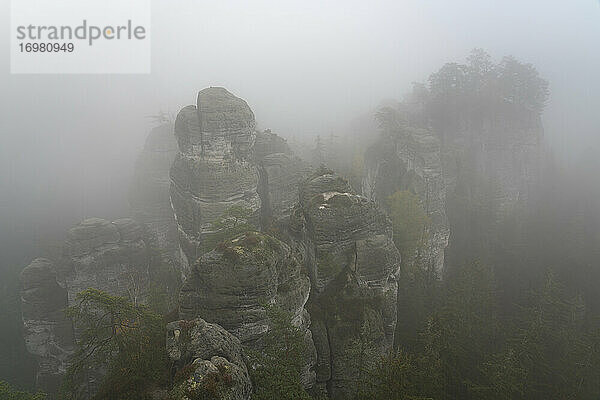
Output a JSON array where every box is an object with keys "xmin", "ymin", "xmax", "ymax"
[
  {"xmin": 170, "ymin": 88, "xmax": 260, "ymax": 274},
  {"xmin": 291, "ymin": 169, "xmax": 401, "ymax": 399}
]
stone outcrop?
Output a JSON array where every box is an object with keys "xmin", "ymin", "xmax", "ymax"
[
  {"xmin": 20, "ymin": 258, "xmax": 74, "ymax": 398},
  {"xmin": 179, "ymin": 231, "xmax": 316, "ymax": 386},
  {"xmin": 170, "ymin": 89, "xmax": 403, "ymax": 399},
  {"xmin": 130, "ymin": 122, "xmax": 181, "ymax": 275},
  {"xmin": 21, "ymin": 217, "xmax": 151, "ymax": 398},
  {"xmin": 167, "ymin": 318, "xmax": 252, "ymax": 400},
  {"xmin": 363, "ymin": 127, "xmax": 450, "ymax": 276},
  {"xmin": 289, "ymin": 169, "xmax": 401, "ymax": 399},
  {"xmin": 254, "ymin": 130, "xmax": 312, "ymax": 225},
  {"xmin": 170, "ymin": 88, "xmax": 320, "ymax": 392},
  {"xmin": 170, "ymin": 88, "xmax": 261, "ymax": 275},
  {"xmin": 62, "ymin": 217, "xmax": 149, "ymax": 306},
  {"xmin": 179, "ymin": 232, "xmax": 310, "ymax": 340}
]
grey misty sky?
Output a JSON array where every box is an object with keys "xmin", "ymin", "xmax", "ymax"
[{"xmin": 0, "ymin": 0, "xmax": 599, "ymax": 232}]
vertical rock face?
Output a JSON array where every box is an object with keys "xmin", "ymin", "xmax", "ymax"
[
  {"xmin": 130, "ymin": 122, "xmax": 181, "ymax": 273},
  {"xmin": 434, "ymin": 115, "xmax": 544, "ymax": 264},
  {"xmin": 170, "ymin": 89, "xmax": 318, "ymax": 391},
  {"xmin": 166, "ymin": 318, "xmax": 252, "ymax": 400},
  {"xmin": 20, "ymin": 258, "xmax": 74, "ymax": 399},
  {"xmin": 254, "ymin": 130, "xmax": 312, "ymax": 225},
  {"xmin": 170, "ymin": 88, "xmax": 261, "ymax": 274},
  {"xmin": 363, "ymin": 127, "xmax": 450, "ymax": 276},
  {"xmin": 290, "ymin": 169, "xmax": 401, "ymax": 399},
  {"xmin": 444, "ymin": 118, "xmax": 543, "ymax": 223},
  {"xmin": 63, "ymin": 218, "xmax": 149, "ymax": 306},
  {"xmin": 21, "ymin": 218, "xmax": 151, "ymax": 398}
]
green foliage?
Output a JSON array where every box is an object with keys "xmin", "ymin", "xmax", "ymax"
[
  {"xmin": 246, "ymin": 305, "xmax": 311, "ymax": 400},
  {"xmin": 483, "ymin": 273, "xmax": 599, "ymax": 400},
  {"xmin": 0, "ymin": 381, "xmax": 46, "ymax": 400},
  {"xmin": 147, "ymin": 247, "xmax": 182, "ymax": 315},
  {"xmin": 424, "ymin": 261, "xmax": 499, "ymax": 399},
  {"xmin": 363, "ymin": 257, "xmax": 600, "ymax": 400},
  {"xmin": 394, "ymin": 259, "xmax": 439, "ymax": 351},
  {"xmin": 61, "ymin": 289, "xmax": 169, "ymax": 400},
  {"xmin": 355, "ymin": 351, "xmax": 442, "ymax": 400},
  {"xmin": 368, "ymin": 262, "xmax": 499, "ymax": 400},
  {"xmin": 497, "ymin": 56, "xmax": 549, "ymax": 114},
  {"xmin": 424, "ymin": 49, "xmax": 549, "ymax": 139},
  {"xmin": 386, "ymin": 190, "xmax": 431, "ymax": 261}
]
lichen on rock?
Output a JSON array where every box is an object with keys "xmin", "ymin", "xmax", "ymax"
[{"xmin": 167, "ymin": 318, "xmax": 252, "ymax": 400}]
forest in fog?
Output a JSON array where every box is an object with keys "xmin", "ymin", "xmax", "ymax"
[{"xmin": 1, "ymin": 1, "xmax": 600, "ymax": 400}]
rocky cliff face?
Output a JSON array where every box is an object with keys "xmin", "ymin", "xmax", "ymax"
[
  {"xmin": 130, "ymin": 122, "xmax": 181, "ymax": 275},
  {"xmin": 179, "ymin": 232, "xmax": 309, "ymax": 341},
  {"xmin": 170, "ymin": 89, "xmax": 403, "ymax": 399},
  {"xmin": 290, "ymin": 169, "xmax": 401, "ymax": 399},
  {"xmin": 170, "ymin": 90, "xmax": 312, "ymax": 273},
  {"xmin": 62, "ymin": 218, "xmax": 149, "ymax": 306},
  {"xmin": 254, "ymin": 130, "xmax": 312, "ymax": 226},
  {"xmin": 20, "ymin": 258, "xmax": 74, "ymax": 397},
  {"xmin": 21, "ymin": 217, "xmax": 150, "ymax": 398},
  {"xmin": 169, "ymin": 88, "xmax": 320, "ymax": 392},
  {"xmin": 363, "ymin": 127, "xmax": 450, "ymax": 276},
  {"xmin": 170, "ymin": 88, "xmax": 261, "ymax": 276},
  {"xmin": 179, "ymin": 231, "xmax": 316, "ymax": 387}
]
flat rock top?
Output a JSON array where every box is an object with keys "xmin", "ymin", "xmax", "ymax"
[
  {"xmin": 300, "ymin": 171, "xmax": 353, "ymax": 208},
  {"xmin": 197, "ymin": 87, "xmax": 254, "ymax": 121}
]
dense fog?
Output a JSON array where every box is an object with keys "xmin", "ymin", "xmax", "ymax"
[
  {"xmin": 1, "ymin": 1, "xmax": 599, "ymax": 239},
  {"xmin": 1, "ymin": 0, "xmax": 600, "ymax": 397}
]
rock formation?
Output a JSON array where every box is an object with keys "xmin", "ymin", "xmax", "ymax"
[
  {"xmin": 170, "ymin": 88, "xmax": 320, "ymax": 392},
  {"xmin": 363, "ymin": 126, "xmax": 450, "ymax": 276},
  {"xmin": 170, "ymin": 89, "xmax": 404, "ymax": 398},
  {"xmin": 20, "ymin": 258, "xmax": 74, "ymax": 398},
  {"xmin": 179, "ymin": 231, "xmax": 316, "ymax": 386},
  {"xmin": 253, "ymin": 129, "xmax": 312, "ymax": 226},
  {"xmin": 21, "ymin": 217, "xmax": 151, "ymax": 398},
  {"xmin": 170, "ymin": 88, "xmax": 261, "ymax": 276},
  {"xmin": 290, "ymin": 168, "xmax": 401, "ymax": 399},
  {"xmin": 130, "ymin": 122, "xmax": 181, "ymax": 275},
  {"xmin": 62, "ymin": 217, "xmax": 149, "ymax": 306},
  {"xmin": 167, "ymin": 318, "xmax": 252, "ymax": 400}
]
